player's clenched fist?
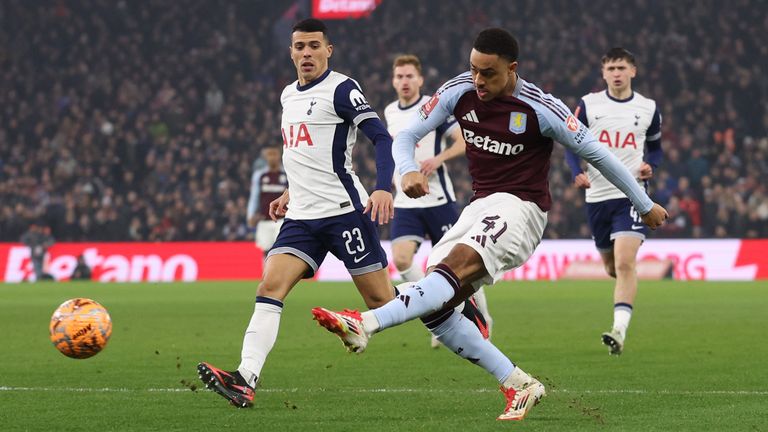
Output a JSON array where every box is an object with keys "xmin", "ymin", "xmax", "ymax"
[
  {"xmin": 641, "ymin": 203, "xmax": 668, "ymax": 229},
  {"xmin": 401, "ymin": 171, "xmax": 429, "ymax": 198}
]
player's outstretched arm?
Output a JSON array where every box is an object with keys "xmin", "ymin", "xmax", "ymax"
[
  {"xmin": 564, "ymin": 148, "xmax": 590, "ymax": 188},
  {"xmin": 571, "ymin": 138, "xmax": 659, "ymax": 217},
  {"xmin": 534, "ymin": 97, "xmax": 665, "ymax": 226},
  {"xmin": 268, "ymin": 190, "xmax": 289, "ymax": 221},
  {"xmin": 569, "ymin": 139, "xmax": 667, "ymax": 227},
  {"xmin": 393, "ymin": 88, "xmax": 455, "ymax": 177}
]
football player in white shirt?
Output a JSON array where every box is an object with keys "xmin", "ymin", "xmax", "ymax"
[
  {"xmin": 197, "ymin": 18, "xmax": 396, "ymax": 407},
  {"xmin": 565, "ymin": 48, "xmax": 663, "ymax": 355},
  {"xmin": 385, "ymin": 55, "xmax": 492, "ymax": 347}
]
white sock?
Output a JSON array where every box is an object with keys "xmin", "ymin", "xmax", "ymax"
[
  {"xmin": 371, "ymin": 268, "xmax": 457, "ymax": 331},
  {"xmin": 613, "ymin": 303, "xmax": 633, "ymax": 337},
  {"xmin": 502, "ymin": 366, "xmax": 532, "ymax": 390},
  {"xmin": 361, "ymin": 310, "xmax": 381, "ymax": 334},
  {"xmin": 399, "ymin": 263, "xmax": 425, "ymax": 282},
  {"xmin": 472, "ymin": 287, "xmax": 493, "ymax": 337},
  {"xmin": 237, "ymin": 297, "xmax": 283, "ymax": 387},
  {"xmin": 426, "ymin": 309, "xmax": 514, "ymax": 383}
]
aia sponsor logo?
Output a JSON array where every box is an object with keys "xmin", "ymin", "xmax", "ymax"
[
  {"xmin": 566, "ymin": 115, "xmax": 579, "ymax": 132},
  {"xmin": 598, "ymin": 130, "xmax": 638, "ymax": 149},
  {"xmin": 282, "ymin": 123, "xmax": 314, "ymax": 148},
  {"xmin": 418, "ymin": 93, "xmax": 439, "ymax": 120}
]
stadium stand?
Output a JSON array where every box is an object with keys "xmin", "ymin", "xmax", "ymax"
[{"xmin": 1, "ymin": 0, "xmax": 765, "ymax": 241}]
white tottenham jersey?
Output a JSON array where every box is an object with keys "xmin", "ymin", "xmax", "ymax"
[
  {"xmin": 280, "ymin": 70, "xmax": 380, "ymax": 219},
  {"xmin": 384, "ymin": 95, "xmax": 458, "ymax": 208},
  {"xmin": 578, "ymin": 90, "xmax": 660, "ymax": 203}
]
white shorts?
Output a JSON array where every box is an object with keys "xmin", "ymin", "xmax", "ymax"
[
  {"xmin": 255, "ymin": 219, "xmax": 284, "ymax": 251},
  {"xmin": 427, "ymin": 193, "xmax": 547, "ymax": 287}
]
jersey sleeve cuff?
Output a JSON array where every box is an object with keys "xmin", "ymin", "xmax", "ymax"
[{"xmin": 352, "ymin": 112, "xmax": 379, "ymax": 126}]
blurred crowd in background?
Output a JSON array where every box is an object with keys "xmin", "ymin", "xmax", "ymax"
[{"xmin": 1, "ymin": 0, "xmax": 766, "ymax": 243}]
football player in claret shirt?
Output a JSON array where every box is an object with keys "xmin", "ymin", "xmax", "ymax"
[
  {"xmin": 246, "ymin": 146, "xmax": 288, "ymax": 253},
  {"xmin": 313, "ymin": 28, "xmax": 667, "ymax": 421},
  {"xmin": 565, "ymin": 47, "xmax": 663, "ymax": 355},
  {"xmin": 385, "ymin": 54, "xmax": 492, "ymax": 348}
]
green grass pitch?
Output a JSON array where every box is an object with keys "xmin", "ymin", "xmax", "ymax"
[{"xmin": 1, "ymin": 280, "xmax": 766, "ymax": 431}]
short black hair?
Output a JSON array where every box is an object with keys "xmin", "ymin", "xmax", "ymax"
[
  {"xmin": 602, "ymin": 47, "xmax": 636, "ymax": 65},
  {"xmin": 473, "ymin": 28, "xmax": 519, "ymax": 62},
  {"xmin": 292, "ymin": 18, "xmax": 329, "ymax": 41}
]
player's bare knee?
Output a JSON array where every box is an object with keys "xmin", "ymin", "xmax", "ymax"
[
  {"xmin": 362, "ymin": 292, "xmax": 390, "ymax": 309},
  {"xmin": 614, "ymin": 260, "xmax": 636, "ymax": 276},
  {"xmin": 440, "ymin": 245, "xmax": 485, "ymax": 283},
  {"xmin": 256, "ymin": 278, "xmax": 290, "ymax": 298},
  {"xmin": 393, "ymin": 254, "xmax": 412, "ymax": 272},
  {"xmin": 441, "ymin": 249, "xmax": 470, "ymax": 272}
]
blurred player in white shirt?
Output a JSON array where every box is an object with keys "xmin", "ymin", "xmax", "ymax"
[
  {"xmin": 565, "ymin": 47, "xmax": 663, "ymax": 355},
  {"xmin": 384, "ymin": 55, "xmax": 492, "ymax": 347}
]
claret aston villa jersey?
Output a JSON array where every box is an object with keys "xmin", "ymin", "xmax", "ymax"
[{"xmin": 393, "ymin": 72, "xmax": 653, "ymax": 215}]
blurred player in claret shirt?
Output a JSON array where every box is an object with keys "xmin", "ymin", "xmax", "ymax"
[
  {"xmin": 246, "ymin": 146, "xmax": 288, "ymax": 253},
  {"xmin": 314, "ymin": 28, "xmax": 667, "ymax": 421},
  {"xmin": 565, "ymin": 47, "xmax": 664, "ymax": 355},
  {"xmin": 384, "ymin": 54, "xmax": 493, "ymax": 348}
]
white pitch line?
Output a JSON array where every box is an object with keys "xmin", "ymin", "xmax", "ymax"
[{"xmin": 1, "ymin": 386, "xmax": 767, "ymax": 396}]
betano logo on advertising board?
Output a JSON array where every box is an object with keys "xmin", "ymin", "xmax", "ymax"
[
  {"xmin": 1, "ymin": 240, "xmax": 766, "ymax": 283},
  {"xmin": 0, "ymin": 242, "xmax": 264, "ymax": 283}
]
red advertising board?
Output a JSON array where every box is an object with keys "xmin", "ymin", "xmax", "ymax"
[
  {"xmin": 311, "ymin": 0, "xmax": 381, "ymax": 19},
  {"xmin": 1, "ymin": 243, "xmax": 264, "ymax": 283},
  {"xmin": 1, "ymin": 239, "xmax": 767, "ymax": 283}
]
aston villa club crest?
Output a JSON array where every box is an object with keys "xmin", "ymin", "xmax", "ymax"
[{"xmin": 509, "ymin": 112, "xmax": 527, "ymax": 134}]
